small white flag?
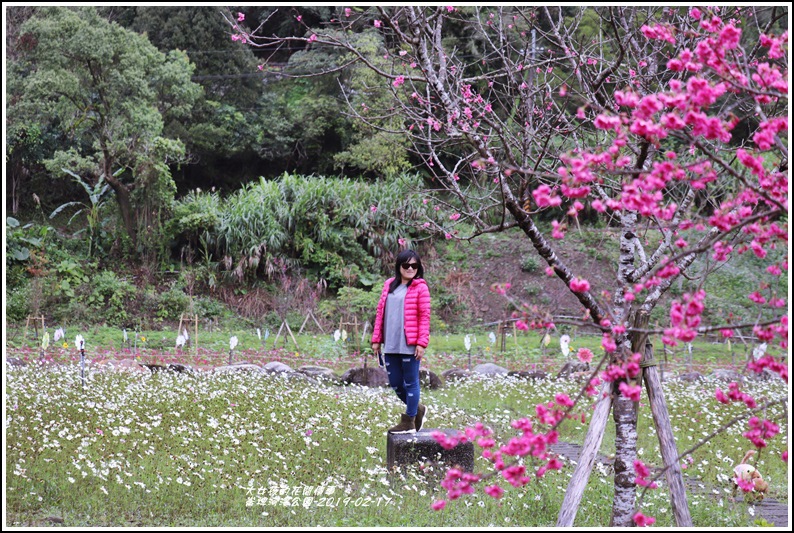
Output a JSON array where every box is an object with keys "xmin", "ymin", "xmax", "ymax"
[
  {"xmin": 230, "ymin": 336, "xmax": 239, "ymax": 350},
  {"xmin": 560, "ymin": 334, "xmax": 571, "ymax": 357}
]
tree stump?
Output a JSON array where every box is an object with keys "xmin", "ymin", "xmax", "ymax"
[{"xmin": 387, "ymin": 429, "xmax": 474, "ymax": 472}]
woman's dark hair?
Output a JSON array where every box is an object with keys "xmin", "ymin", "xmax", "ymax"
[{"xmin": 389, "ymin": 249, "xmax": 424, "ymax": 293}]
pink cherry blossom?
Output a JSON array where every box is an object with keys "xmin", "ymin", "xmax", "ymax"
[
  {"xmin": 569, "ymin": 278, "xmax": 590, "ymax": 293},
  {"xmin": 633, "ymin": 512, "xmax": 656, "ymax": 527},
  {"xmin": 484, "ymin": 484, "xmax": 504, "ymax": 498},
  {"xmin": 576, "ymin": 348, "xmax": 594, "ymax": 363}
]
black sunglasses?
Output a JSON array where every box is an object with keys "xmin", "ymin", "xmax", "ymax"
[{"xmin": 401, "ymin": 262, "xmax": 419, "ymax": 270}]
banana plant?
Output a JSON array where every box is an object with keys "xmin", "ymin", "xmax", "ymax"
[{"xmin": 49, "ymin": 168, "xmax": 120, "ymax": 258}]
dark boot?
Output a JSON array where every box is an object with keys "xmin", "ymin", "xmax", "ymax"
[
  {"xmin": 388, "ymin": 413, "xmax": 416, "ymax": 434},
  {"xmin": 415, "ymin": 403, "xmax": 428, "ymax": 431}
]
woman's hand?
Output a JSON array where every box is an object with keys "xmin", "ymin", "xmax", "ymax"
[
  {"xmin": 415, "ymin": 345, "xmax": 425, "ymax": 361},
  {"xmin": 372, "ymin": 342, "xmax": 381, "ymax": 355}
]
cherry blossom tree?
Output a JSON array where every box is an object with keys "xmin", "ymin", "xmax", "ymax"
[{"xmin": 224, "ymin": 6, "xmax": 788, "ymax": 526}]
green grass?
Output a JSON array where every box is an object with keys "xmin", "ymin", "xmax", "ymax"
[
  {"xmin": 6, "ymin": 363, "xmax": 787, "ymax": 527},
  {"xmin": 6, "ymin": 323, "xmax": 778, "ymax": 378}
]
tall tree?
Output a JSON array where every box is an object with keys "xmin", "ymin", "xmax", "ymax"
[
  {"xmin": 225, "ymin": 5, "xmax": 788, "ymax": 526},
  {"xmin": 14, "ymin": 6, "xmax": 202, "ymax": 256}
]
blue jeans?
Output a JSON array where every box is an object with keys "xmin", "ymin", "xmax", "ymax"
[{"xmin": 384, "ymin": 354, "xmax": 420, "ymax": 417}]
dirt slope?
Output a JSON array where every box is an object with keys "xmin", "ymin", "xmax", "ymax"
[{"xmin": 425, "ymin": 227, "xmax": 619, "ymax": 328}]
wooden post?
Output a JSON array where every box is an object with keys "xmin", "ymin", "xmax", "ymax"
[
  {"xmin": 24, "ymin": 315, "xmax": 45, "ymax": 341},
  {"xmin": 298, "ymin": 310, "xmax": 325, "ymax": 335},
  {"xmin": 285, "ymin": 320, "xmax": 299, "ymax": 350},
  {"xmin": 361, "ymin": 321, "xmax": 370, "ymax": 344},
  {"xmin": 641, "ymin": 340, "xmax": 692, "ymax": 526},
  {"xmin": 557, "ymin": 379, "xmax": 615, "ymax": 527},
  {"xmin": 273, "ymin": 319, "xmax": 299, "ymax": 350},
  {"xmin": 272, "ymin": 321, "xmax": 286, "ymax": 348}
]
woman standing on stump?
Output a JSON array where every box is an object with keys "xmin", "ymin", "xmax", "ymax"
[{"xmin": 371, "ymin": 250, "xmax": 431, "ymax": 434}]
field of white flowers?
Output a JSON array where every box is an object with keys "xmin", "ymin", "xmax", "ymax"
[{"xmin": 5, "ymin": 364, "xmax": 788, "ymax": 527}]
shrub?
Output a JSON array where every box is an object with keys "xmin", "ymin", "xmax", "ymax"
[
  {"xmin": 192, "ymin": 296, "xmax": 228, "ymax": 320},
  {"xmin": 523, "ymin": 283, "xmax": 540, "ymax": 297},
  {"xmin": 169, "ymin": 172, "xmax": 433, "ymax": 289},
  {"xmin": 317, "ymin": 286, "xmax": 380, "ymax": 325},
  {"xmin": 520, "ymin": 255, "xmax": 540, "ymax": 273},
  {"xmin": 6, "ymin": 284, "xmax": 32, "ymax": 322},
  {"xmin": 85, "ymin": 270, "xmax": 139, "ymax": 327},
  {"xmin": 156, "ymin": 286, "xmax": 190, "ymax": 323}
]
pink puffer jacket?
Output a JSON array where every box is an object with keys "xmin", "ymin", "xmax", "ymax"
[{"xmin": 371, "ymin": 277, "xmax": 431, "ymax": 348}]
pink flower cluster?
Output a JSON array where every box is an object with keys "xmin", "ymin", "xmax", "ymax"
[
  {"xmin": 748, "ymin": 354, "xmax": 788, "ymax": 383},
  {"xmin": 715, "ymin": 381, "xmax": 757, "ymax": 409},
  {"xmin": 663, "ymin": 290, "xmax": 706, "ymax": 345},
  {"xmin": 569, "ymin": 277, "xmax": 590, "ymax": 293},
  {"xmin": 640, "ymin": 23, "xmax": 675, "ymax": 44},
  {"xmin": 440, "ymin": 467, "xmax": 480, "ymax": 500},
  {"xmin": 432, "ymin": 410, "xmax": 570, "ymax": 509},
  {"xmin": 634, "ymin": 459, "xmax": 658, "ymax": 489},
  {"xmin": 743, "ymin": 416, "xmax": 781, "ymax": 449},
  {"xmin": 759, "ymin": 32, "xmax": 788, "ymax": 59},
  {"xmin": 633, "ymin": 511, "xmax": 656, "ymax": 527}
]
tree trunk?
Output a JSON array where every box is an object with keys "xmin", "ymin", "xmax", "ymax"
[
  {"xmin": 104, "ymin": 171, "xmax": 137, "ymax": 250},
  {"xmin": 556, "ymin": 379, "xmax": 614, "ymax": 527},
  {"xmin": 610, "ymin": 376, "xmax": 638, "ymax": 526}
]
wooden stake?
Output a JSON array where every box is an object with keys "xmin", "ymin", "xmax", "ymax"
[
  {"xmin": 273, "ymin": 319, "xmax": 299, "ymax": 350},
  {"xmin": 285, "ymin": 320, "xmax": 299, "ymax": 350},
  {"xmin": 641, "ymin": 341, "xmax": 692, "ymax": 526},
  {"xmin": 272, "ymin": 321, "xmax": 286, "ymax": 348},
  {"xmin": 557, "ymin": 379, "xmax": 614, "ymax": 526},
  {"xmin": 298, "ymin": 310, "xmax": 325, "ymax": 335},
  {"xmin": 24, "ymin": 315, "xmax": 45, "ymax": 340}
]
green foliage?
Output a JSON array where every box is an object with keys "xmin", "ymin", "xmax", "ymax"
[
  {"xmin": 170, "ymin": 172, "xmax": 431, "ymax": 289},
  {"xmin": 6, "ymin": 283, "xmax": 32, "ymax": 322},
  {"xmin": 6, "ymin": 217, "xmax": 49, "ymax": 265},
  {"xmin": 523, "ymin": 282, "xmax": 541, "ymax": 298},
  {"xmin": 192, "ymin": 297, "xmax": 229, "ymax": 321},
  {"xmin": 317, "ymin": 286, "xmax": 381, "ymax": 323},
  {"xmin": 83, "ymin": 271, "xmax": 139, "ymax": 327},
  {"xmin": 155, "ymin": 287, "xmax": 191, "ymax": 323},
  {"xmin": 520, "ymin": 254, "xmax": 540, "ymax": 273},
  {"xmin": 48, "ymin": 169, "xmax": 114, "ymax": 258},
  {"xmin": 51, "ymin": 259, "xmax": 90, "ymax": 299},
  {"xmin": 15, "ymin": 6, "xmax": 201, "ymax": 260}
]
